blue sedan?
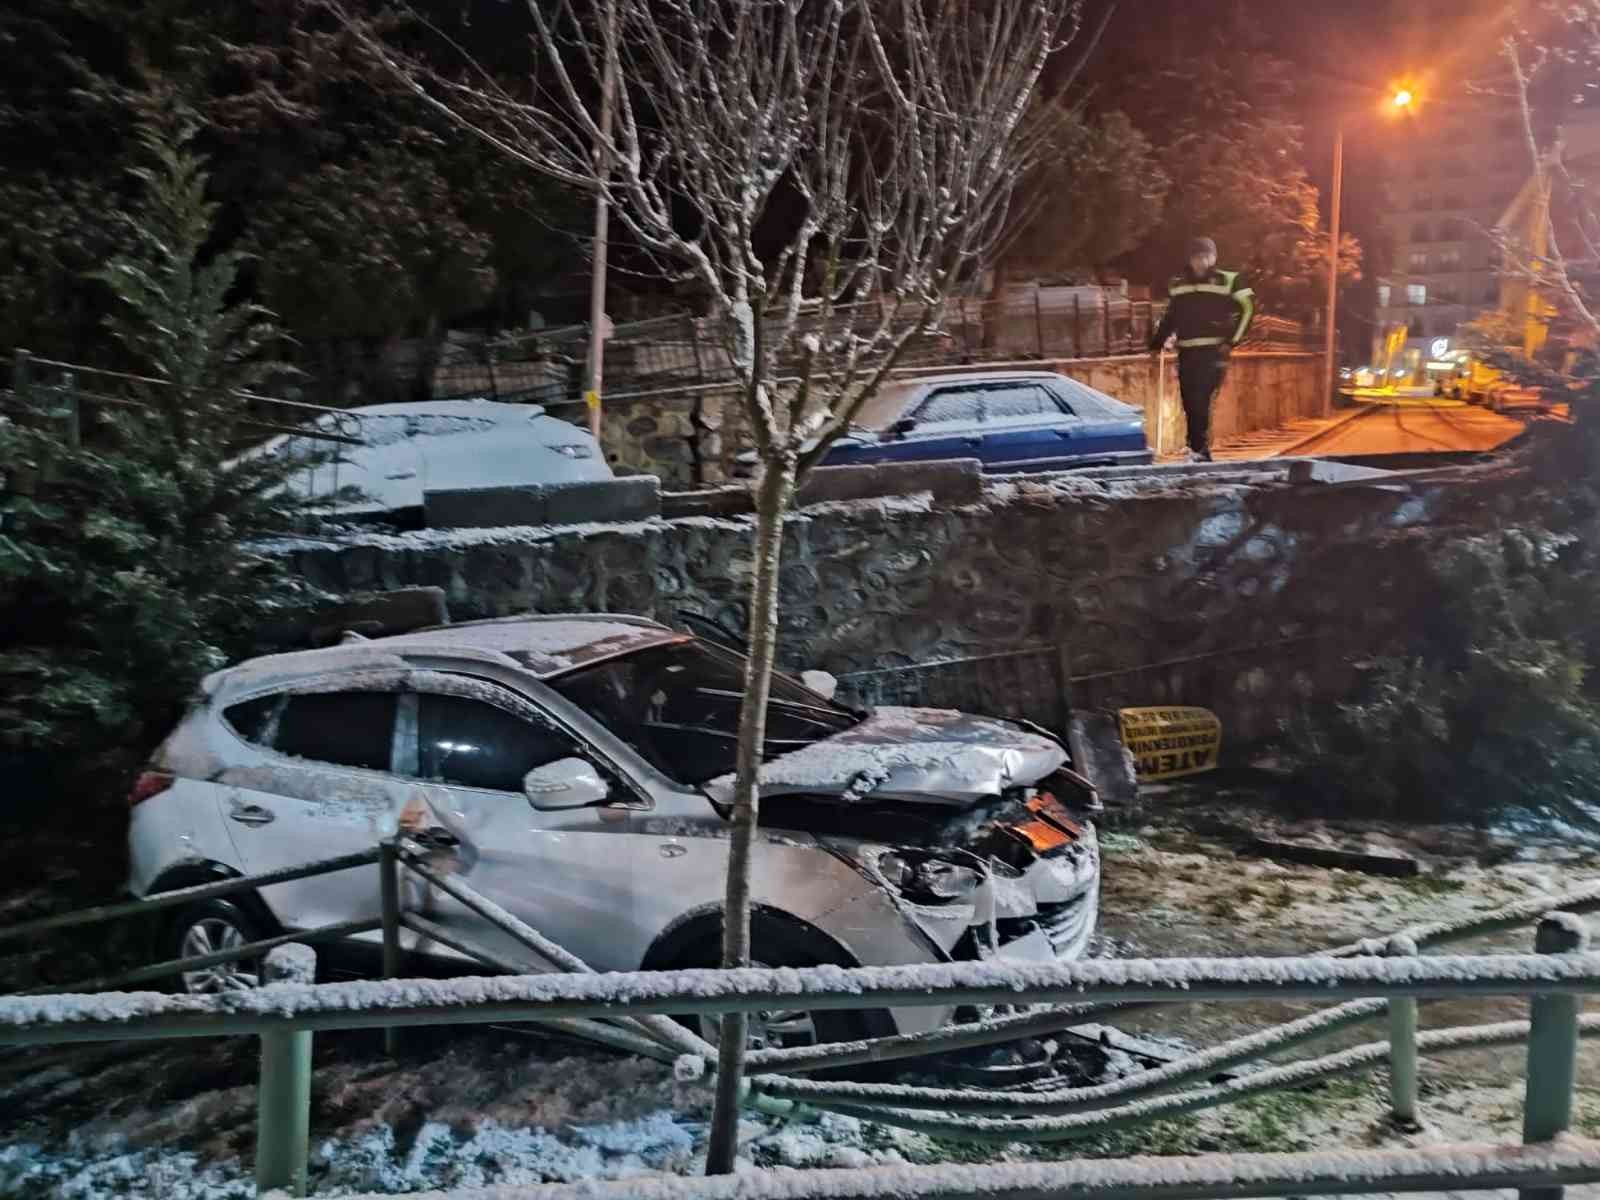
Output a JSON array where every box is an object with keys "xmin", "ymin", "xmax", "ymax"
[{"xmin": 823, "ymin": 371, "xmax": 1150, "ymax": 471}]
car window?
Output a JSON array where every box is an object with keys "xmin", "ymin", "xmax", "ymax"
[
  {"xmin": 914, "ymin": 391, "xmax": 982, "ymax": 427},
  {"xmin": 275, "ymin": 692, "xmax": 398, "ymax": 771},
  {"xmin": 223, "ymin": 695, "xmax": 284, "ymax": 745},
  {"xmin": 981, "ymin": 384, "xmax": 1065, "ymax": 421},
  {"xmin": 415, "ymin": 693, "xmax": 576, "ymax": 791}
]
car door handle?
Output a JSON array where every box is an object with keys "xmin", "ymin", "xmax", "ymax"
[
  {"xmin": 964, "ymin": 436, "xmax": 982, "ymax": 446},
  {"xmin": 228, "ymin": 802, "xmax": 275, "ymax": 826},
  {"xmin": 413, "ymin": 826, "xmax": 460, "ymax": 849}
]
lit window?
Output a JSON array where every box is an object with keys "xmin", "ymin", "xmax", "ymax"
[
  {"xmin": 1377, "ymin": 285, "xmax": 1392, "ymax": 308},
  {"xmin": 1407, "ymin": 284, "xmax": 1427, "ymax": 306},
  {"xmin": 1409, "ymin": 250, "xmax": 1430, "ymax": 271}
]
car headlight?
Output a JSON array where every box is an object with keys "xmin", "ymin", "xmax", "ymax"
[
  {"xmin": 551, "ymin": 444, "xmax": 594, "ymax": 459},
  {"xmin": 877, "ymin": 851, "xmax": 983, "ymax": 905}
]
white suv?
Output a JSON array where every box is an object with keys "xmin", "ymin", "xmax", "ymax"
[{"xmin": 129, "ymin": 614, "xmax": 1099, "ymax": 1048}]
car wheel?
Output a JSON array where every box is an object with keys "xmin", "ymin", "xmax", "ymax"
[
  {"xmin": 165, "ymin": 900, "xmax": 269, "ymax": 994},
  {"xmin": 673, "ymin": 930, "xmax": 891, "ymax": 1056}
]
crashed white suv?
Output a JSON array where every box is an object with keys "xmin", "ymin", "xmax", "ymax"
[{"xmin": 128, "ymin": 614, "xmax": 1099, "ymax": 1047}]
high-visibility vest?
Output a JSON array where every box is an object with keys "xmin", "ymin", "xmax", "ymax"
[{"xmin": 1154, "ymin": 269, "xmax": 1256, "ymax": 350}]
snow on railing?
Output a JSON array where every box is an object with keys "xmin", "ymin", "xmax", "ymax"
[
  {"xmin": 777, "ymin": 1014, "xmax": 1600, "ymax": 1143},
  {"xmin": 262, "ymin": 1136, "xmax": 1600, "ymax": 1200},
  {"xmin": 7, "ymin": 950, "xmax": 1600, "ymax": 1044}
]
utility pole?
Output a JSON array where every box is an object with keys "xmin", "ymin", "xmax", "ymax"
[
  {"xmin": 584, "ymin": 2, "xmax": 617, "ymax": 446},
  {"xmin": 1324, "ymin": 121, "xmax": 1344, "ymax": 416}
]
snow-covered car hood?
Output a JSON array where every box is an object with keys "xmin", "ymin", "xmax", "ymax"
[{"xmin": 704, "ymin": 706, "xmax": 1066, "ymax": 808}]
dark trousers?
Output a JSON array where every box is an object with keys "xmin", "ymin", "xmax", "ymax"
[{"xmin": 1177, "ymin": 348, "xmax": 1227, "ymax": 456}]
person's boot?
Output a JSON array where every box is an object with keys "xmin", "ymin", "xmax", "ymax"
[{"xmin": 1197, "ymin": 449, "xmax": 1213, "ymax": 463}]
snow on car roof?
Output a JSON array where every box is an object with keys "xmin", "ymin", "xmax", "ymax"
[
  {"xmin": 335, "ymin": 399, "xmax": 548, "ymax": 420},
  {"xmin": 206, "ymin": 614, "xmax": 686, "ymax": 694},
  {"xmin": 378, "ymin": 615, "xmax": 688, "ymax": 677}
]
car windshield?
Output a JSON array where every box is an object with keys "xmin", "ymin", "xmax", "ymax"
[{"xmin": 548, "ymin": 640, "xmax": 862, "ymax": 786}]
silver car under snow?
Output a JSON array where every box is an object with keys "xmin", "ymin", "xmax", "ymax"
[{"xmin": 128, "ymin": 614, "xmax": 1100, "ymax": 1048}]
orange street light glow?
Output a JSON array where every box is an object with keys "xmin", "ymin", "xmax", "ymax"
[{"xmin": 1392, "ymin": 89, "xmax": 1414, "ymax": 109}]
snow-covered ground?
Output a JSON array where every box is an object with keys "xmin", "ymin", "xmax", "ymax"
[
  {"xmin": 0, "ymin": 1044, "xmax": 933, "ymax": 1198},
  {"xmin": 6, "ymin": 780, "xmax": 1600, "ymax": 1197}
]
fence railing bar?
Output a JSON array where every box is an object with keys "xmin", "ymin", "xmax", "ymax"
[
  {"xmin": 753, "ymin": 876, "xmax": 1600, "ymax": 1076},
  {"xmin": 19, "ymin": 918, "xmax": 380, "ymax": 996},
  {"xmin": 399, "ymin": 911, "xmax": 515, "ymax": 974},
  {"xmin": 749, "ymin": 997, "xmax": 1388, "ymax": 1111},
  {"xmin": 0, "ymin": 848, "xmax": 381, "ymax": 943},
  {"xmin": 808, "ymin": 1013, "xmax": 1600, "ymax": 1144},
  {"xmin": 1326, "ymin": 879, "xmax": 1600, "ymax": 958},
  {"xmin": 397, "ymin": 843, "xmax": 715, "ymax": 1060},
  {"xmin": 12, "ymin": 952, "xmax": 1600, "ymax": 1046},
  {"xmin": 745, "ymin": 999, "xmax": 1135, "ymax": 1074},
  {"xmin": 396, "ymin": 911, "xmax": 680, "ymax": 1062}
]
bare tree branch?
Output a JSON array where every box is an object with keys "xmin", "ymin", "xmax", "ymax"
[{"xmin": 327, "ymin": 0, "xmax": 1083, "ymax": 1172}]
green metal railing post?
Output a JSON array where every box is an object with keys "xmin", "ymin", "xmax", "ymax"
[
  {"xmin": 1522, "ymin": 913, "xmax": 1590, "ymax": 1200},
  {"xmin": 255, "ymin": 946, "xmax": 315, "ymax": 1197},
  {"xmin": 380, "ymin": 838, "xmax": 402, "ymax": 1057},
  {"xmin": 1386, "ymin": 934, "xmax": 1419, "ymax": 1127}
]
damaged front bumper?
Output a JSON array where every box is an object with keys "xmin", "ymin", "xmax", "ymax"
[{"xmin": 891, "ymin": 821, "xmax": 1102, "ymax": 964}]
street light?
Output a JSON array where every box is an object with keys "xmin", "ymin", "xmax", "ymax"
[{"xmin": 1323, "ymin": 85, "xmax": 1417, "ymax": 412}]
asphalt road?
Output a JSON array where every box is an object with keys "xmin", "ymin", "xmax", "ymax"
[
  {"xmin": 1213, "ymin": 400, "xmax": 1528, "ymax": 461},
  {"xmin": 1290, "ymin": 401, "xmax": 1527, "ymax": 457}
]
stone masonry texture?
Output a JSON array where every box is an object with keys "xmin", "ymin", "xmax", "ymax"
[{"xmin": 280, "ymin": 458, "xmax": 1524, "ymax": 747}]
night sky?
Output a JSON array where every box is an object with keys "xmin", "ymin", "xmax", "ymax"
[{"xmin": 1103, "ymin": 0, "xmax": 1530, "ymax": 332}]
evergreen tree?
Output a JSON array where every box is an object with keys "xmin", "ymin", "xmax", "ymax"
[{"xmin": 0, "ymin": 122, "xmax": 321, "ymax": 797}]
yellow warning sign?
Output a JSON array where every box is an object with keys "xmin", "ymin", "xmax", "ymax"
[
  {"xmin": 584, "ymin": 389, "xmax": 601, "ymax": 410},
  {"xmin": 1118, "ymin": 706, "xmax": 1222, "ymax": 780}
]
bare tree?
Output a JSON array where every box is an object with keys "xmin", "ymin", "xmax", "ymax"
[
  {"xmin": 1501, "ymin": 5, "xmax": 1600, "ymax": 360},
  {"xmin": 334, "ymin": 0, "xmax": 1082, "ymax": 1170}
]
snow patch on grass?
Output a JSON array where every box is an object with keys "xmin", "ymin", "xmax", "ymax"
[{"xmin": 0, "ymin": 1138, "xmax": 253, "ymax": 1200}]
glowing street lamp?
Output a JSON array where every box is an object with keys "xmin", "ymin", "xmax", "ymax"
[{"xmin": 1324, "ymin": 81, "xmax": 1419, "ymax": 410}]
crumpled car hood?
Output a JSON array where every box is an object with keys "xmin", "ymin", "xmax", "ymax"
[{"xmin": 703, "ymin": 706, "xmax": 1066, "ymax": 808}]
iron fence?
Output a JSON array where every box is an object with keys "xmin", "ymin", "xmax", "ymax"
[
  {"xmin": 424, "ymin": 295, "xmax": 1318, "ymax": 419},
  {"xmin": 7, "ymin": 825, "xmax": 1600, "ymax": 1197},
  {"xmin": 831, "ymin": 636, "xmax": 1331, "ymax": 746}
]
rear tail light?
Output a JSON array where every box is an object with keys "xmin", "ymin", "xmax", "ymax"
[{"xmin": 128, "ymin": 770, "xmax": 175, "ymax": 808}]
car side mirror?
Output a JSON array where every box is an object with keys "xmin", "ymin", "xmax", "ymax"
[
  {"xmin": 884, "ymin": 417, "xmax": 916, "ymax": 441},
  {"xmin": 522, "ymin": 758, "xmax": 610, "ymax": 811}
]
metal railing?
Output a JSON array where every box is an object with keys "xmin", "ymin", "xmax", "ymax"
[
  {"xmin": 6, "ymin": 834, "xmax": 1600, "ymax": 1197},
  {"xmin": 832, "ymin": 636, "xmax": 1331, "ymax": 743},
  {"xmin": 425, "ymin": 297, "xmax": 1318, "ymax": 416}
]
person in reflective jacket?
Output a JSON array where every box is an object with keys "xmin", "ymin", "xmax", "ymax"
[{"xmin": 1149, "ymin": 237, "xmax": 1256, "ymax": 462}]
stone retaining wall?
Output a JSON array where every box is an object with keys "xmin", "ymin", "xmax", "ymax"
[{"xmin": 282, "ymin": 460, "xmax": 1515, "ymax": 746}]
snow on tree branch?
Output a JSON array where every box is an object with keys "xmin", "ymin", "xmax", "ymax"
[{"xmin": 330, "ymin": 0, "xmax": 1079, "ymax": 455}]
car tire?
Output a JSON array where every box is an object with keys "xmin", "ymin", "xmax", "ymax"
[
  {"xmin": 163, "ymin": 899, "xmax": 270, "ymax": 995},
  {"xmin": 671, "ymin": 924, "xmax": 893, "ymax": 1061}
]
